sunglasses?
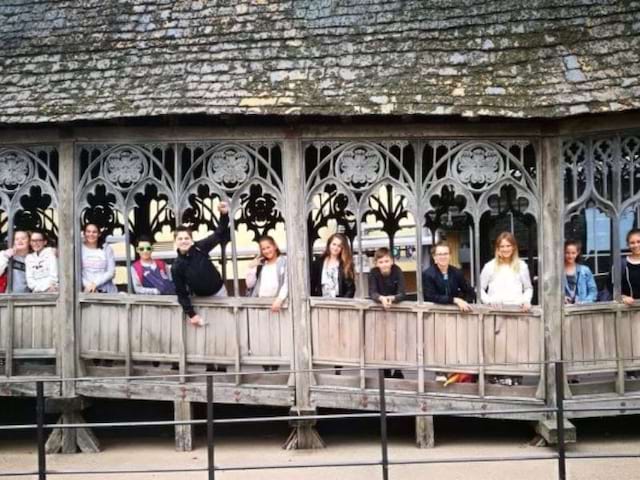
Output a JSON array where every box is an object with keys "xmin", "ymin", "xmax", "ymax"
[{"xmin": 137, "ymin": 246, "xmax": 153, "ymax": 252}]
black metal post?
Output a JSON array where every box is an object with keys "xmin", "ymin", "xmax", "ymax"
[
  {"xmin": 207, "ymin": 375, "xmax": 215, "ymax": 480},
  {"xmin": 555, "ymin": 361, "xmax": 566, "ymax": 480},
  {"xmin": 36, "ymin": 381, "xmax": 46, "ymax": 480},
  {"xmin": 378, "ymin": 369, "xmax": 389, "ymax": 480}
]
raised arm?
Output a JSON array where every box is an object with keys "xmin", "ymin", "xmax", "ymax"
[{"xmin": 195, "ymin": 213, "xmax": 230, "ymax": 254}]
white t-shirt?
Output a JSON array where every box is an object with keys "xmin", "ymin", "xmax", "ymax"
[{"xmin": 258, "ymin": 262, "xmax": 281, "ymax": 297}]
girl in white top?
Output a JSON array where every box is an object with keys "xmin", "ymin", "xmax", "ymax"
[
  {"xmin": 81, "ymin": 223, "xmax": 117, "ymax": 294},
  {"xmin": 246, "ymin": 236, "xmax": 288, "ymax": 313},
  {"xmin": 480, "ymin": 231, "xmax": 533, "ymax": 312},
  {"xmin": 25, "ymin": 230, "xmax": 58, "ymax": 292}
]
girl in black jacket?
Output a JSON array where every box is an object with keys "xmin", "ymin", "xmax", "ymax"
[{"xmin": 310, "ymin": 233, "xmax": 356, "ymax": 298}]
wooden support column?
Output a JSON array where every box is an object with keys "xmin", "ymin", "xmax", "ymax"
[
  {"xmin": 539, "ymin": 134, "xmax": 575, "ymax": 443},
  {"xmin": 174, "ymin": 400, "xmax": 194, "ymax": 452},
  {"xmin": 415, "ymin": 310, "xmax": 434, "ymax": 448},
  {"xmin": 46, "ymin": 141, "xmax": 100, "ymax": 453},
  {"xmin": 58, "ymin": 141, "xmax": 76, "ymax": 396},
  {"xmin": 281, "ymin": 135, "xmax": 324, "ymax": 450}
]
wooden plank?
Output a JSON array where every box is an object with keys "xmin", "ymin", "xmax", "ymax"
[
  {"xmin": 404, "ymin": 312, "xmax": 417, "ymax": 364},
  {"xmin": 99, "ymin": 304, "xmax": 110, "ymax": 353},
  {"xmin": 339, "ymin": 308, "xmax": 351, "ymax": 360},
  {"xmin": 592, "ymin": 312, "xmax": 606, "ymax": 362},
  {"xmin": 58, "ymin": 141, "xmax": 76, "ymax": 395},
  {"xmin": 529, "ymin": 315, "xmax": 541, "ymax": 367},
  {"xmin": 424, "ymin": 312, "xmax": 435, "ymax": 365},
  {"xmin": 455, "ymin": 313, "xmax": 467, "ymax": 366},
  {"xmin": 483, "ymin": 314, "xmax": 495, "ymax": 366},
  {"xmin": 194, "ymin": 307, "xmax": 207, "ymax": 356},
  {"xmin": 494, "ymin": 315, "xmax": 508, "ymax": 366},
  {"xmin": 227, "ymin": 307, "xmax": 238, "ymax": 357},
  {"xmin": 32, "ymin": 307, "xmax": 43, "ymax": 349},
  {"xmin": 124, "ymin": 303, "xmax": 132, "ymax": 376},
  {"xmin": 571, "ymin": 313, "xmax": 584, "ymax": 368},
  {"xmin": 160, "ymin": 306, "xmax": 172, "ymax": 355},
  {"xmin": 417, "ymin": 310, "xmax": 425, "ymax": 390},
  {"xmin": 310, "ymin": 307, "xmax": 320, "ymax": 358},
  {"xmin": 517, "ymin": 316, "xmax": 529, "ymax": 371},
  {"xmin": 315, "ymin": 308, "xmax": 328, "ymax": 358},
  {"xmin": 346, "ymin": 308, "xmax": 360, "ymax": 360},
  {"xmin": 17, "ymin": 306, "xmax": 32, "ymax": 349},
  {"xmin": 141, "ymin": 305, "xmax": 157, "ymax": 354},
  {"xmin": 327, "ymin": 307, "xmax": 340, "ymax": 359},
  {"xmin": 603, "ymin": 312, "xmax": 617, "ymax": 369},
  {"xmin": 581, "ymin": 313, "xmax": 595, "ymax": 367},
  {"xmin": 171, "ymin": 307, "xmax": 182, "ymax": 355},
  {"xmin": 247, "ymin": 308, "xmax": 260, "ymax": 356},
  {"xmin": 478, "ymin": 314, "xmax": 485, "ymax": 396},
  {"xmin": 238, "ymin": 308, "xmax": 249, "ymax": 357},
  {"xmin": 562, "ymin": 313, "xmax": 572, "ymax": 369},
  {"xmin": 130, "ymin": 305, "xmax": 142, "ymax": 354},
  {"xmin": 364, "ymin": 310, "xmax": 375, "ymax": 363},
  {"xmin": 434, "ymin": 313, "xmax": 446, "ymax": 365},
  {"xmin": 385, "ymin": 309, "xmax": 397, "ymax": 362},
  {"xmin": 260, "ymin": 308, "xmax": 271, "ymax": 357},
  {"xmin": 444, "ymin": 312, "xmax": 457, "ymax": 366},
  {"xmin": 618, "ymin": 312, "xmax": 632, "ymax": 363},
  {"xmin": 630, "ymin": 310, "xmax": 640, "ymax": 368},
  {"xmin": 374, "ymin": 311, "xmax": 386, "ymax": 362},
  {"xmin": 272, "ymin": 309, "xmax": 282, "ymax": 358},
  {"xmin": 467, "ymin": 314, "xmax": 479, "ymax": 368}
]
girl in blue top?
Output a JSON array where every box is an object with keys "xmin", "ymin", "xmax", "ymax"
[{"xmin": 564, "ymin": 240, "xmax": 597, "ymax": 304}]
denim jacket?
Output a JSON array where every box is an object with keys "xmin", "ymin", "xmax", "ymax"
[{"xmin": 564, "ymin": 264, "xmax": 597, "ymax": 303}]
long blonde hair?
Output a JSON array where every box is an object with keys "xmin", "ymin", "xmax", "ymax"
[{"xmin": 494, "ymin": 231, "xmax": 520, "ymax": 272}]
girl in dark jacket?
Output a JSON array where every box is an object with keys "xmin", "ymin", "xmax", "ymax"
[{"xmin": 310, "ymin": 233, "xmax": 356, "ymax": 298}]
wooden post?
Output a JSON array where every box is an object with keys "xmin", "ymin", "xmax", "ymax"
[
  {"xmin": 539, "ymin": 134, "xmax": 575, "ymax": 443},
  {"xmin": 45, "ymin": 140, "xmax": 100, "ymax": 454},
  {"xmin": 55, "ymin": 141, "xmax": 81, "ymax": 453},
  {"xmin": 58, "ymin": 141, "xmax": 76, "ymax": 396},
  {"xmin": 174, "ymin": 400, "xmax": 194, "ymax": 452},
  {"xmin": 281, "ymin": 135, "xmax": 324, "ymax": 449}
]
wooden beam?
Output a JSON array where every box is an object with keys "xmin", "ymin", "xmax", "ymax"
[
  {"xmin": 281, "ymin": 135, "xmax": 323, "ymax": 449},
  {"xmin": 58, "ymin": 141, "xmax": 76, "ymax": 396},
  {"xmin": 540, "ymin": 134, "xmax": 564, "ymax": 417},
  {"xmin": 174, "ymin": 400, "xmax": 193, "ymax": 452}
]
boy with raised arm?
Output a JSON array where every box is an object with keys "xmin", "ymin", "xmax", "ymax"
[{"xmin": 172, "ymin": 201, "xmax": 230, "ymax": 326}]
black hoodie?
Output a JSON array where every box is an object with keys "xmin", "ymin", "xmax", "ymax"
[{"xmin": 172, "ymin": 214, "xmax": 229, "ymax": 318}]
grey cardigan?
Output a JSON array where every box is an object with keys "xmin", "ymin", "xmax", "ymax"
[{"xmin": 246, "ymin": 256, "xmax": 287, "ymax": 299}]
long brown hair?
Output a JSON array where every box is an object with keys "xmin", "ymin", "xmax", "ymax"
[
  {"xmin": 494, "ymin": 231, "xmax": 520, "ymax": 272},
  {"xmin": 322, "ymin": 233, "xmax": 354, "ymax": 280}
]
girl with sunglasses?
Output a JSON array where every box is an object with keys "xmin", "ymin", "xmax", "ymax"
[{"xmin": 131, "ymin": 235, "xmax": 175, "ymax": 295}]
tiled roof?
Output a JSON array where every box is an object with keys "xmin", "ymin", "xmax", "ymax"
[{"xmin": 1, "ymin": 0, "xmax": 639, "ymax": 123}]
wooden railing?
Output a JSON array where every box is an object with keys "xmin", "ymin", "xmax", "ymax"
[
  {"xmin": 78, "ymin": 294, "xmax": 292, "ymax": 383},
  {"xmin": 563, "ymin": 302, "xmax": 640, "ymax": 395},
  {"xmin": 0, "ymin": 293, "xmax": 58, "ymax": 377},
  {"xmin": 309, "ymin": 298, "xmax": 544, "ymax": 398}
]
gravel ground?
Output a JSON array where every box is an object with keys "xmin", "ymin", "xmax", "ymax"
[{"xmin": 1, "ymin": 399, "xmax": 639, "ymax": 480}]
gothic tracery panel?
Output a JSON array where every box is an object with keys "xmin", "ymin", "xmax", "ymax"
[{"xmin": 0, "ymin": 145, "xmax": 59, "ymax": 245}]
